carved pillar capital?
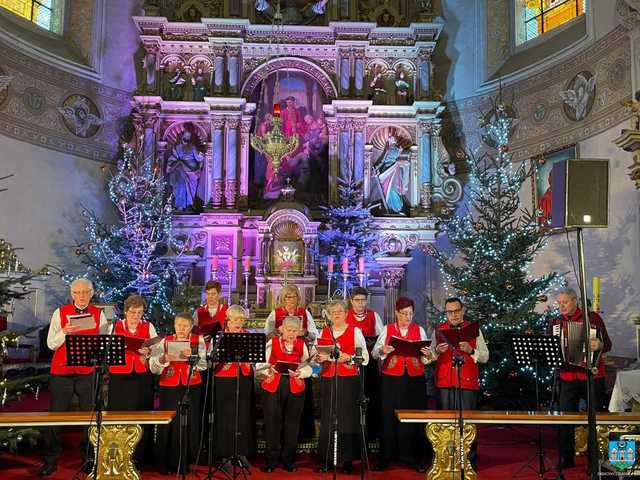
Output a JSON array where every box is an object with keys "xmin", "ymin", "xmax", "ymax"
[
  {"xmin": 225, "ymin": 118, "xmax": 240, "ymax": 129},
  {"xmin": 380, "ymin": 267, "xmax": 406, "ymax": 288}
]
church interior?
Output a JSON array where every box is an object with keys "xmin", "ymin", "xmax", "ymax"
[{"xmin": 1, "ymin": 0, "xmax": 640, "ymax": 479}]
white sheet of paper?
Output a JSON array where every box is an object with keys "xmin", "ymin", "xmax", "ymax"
[
  {"xmin": 167, "ymin": 341, "xmax": 191, "ymax": 362},
  {"xmin": 67, "ymin": 314, "xmax": 95, "ymax": 331}
]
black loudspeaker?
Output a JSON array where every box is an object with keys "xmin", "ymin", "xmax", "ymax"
[{"xmin": 550, "ymin": 159, "xmax": 609, "ymax": 229}]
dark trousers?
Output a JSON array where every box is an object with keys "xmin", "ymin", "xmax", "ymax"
[
  {"xmin": 299, "ymin": 377, "xmax": 315, "ymax": 439},
  {"xmin": 213, "ymin": 375, "xmax": 254, "ymax": 459},
  {"xmin": 108, "ymin": 372, "xmax": 154, "ymax": 464},
  {"xmin": 262, "ymin": 379, "xmax": 305, "ymax": 467},
  {"xmin": 42, "ymin": 374, "xmax": 94, "ymax": 467},
  {"xmin": 156, "ymin": 384, "xmax": 202, "ymax": 474},
  {"xmin": 558, "ymin": 378, "xmax": 605, "ymax": 464},
  {"xmin": 318, "ymin": 375, "xmax": 360, "ymax": 467},
  {"xmin": 439, "ymin": 387, "xmax": 479, "ymax": 465},
  {"xmin": 379, "ymin": 374, "xmax": 428, "ymax": 467},
  {"xmin": 364, "ymin": 360, "xmax": 382, "ymax": 440}
]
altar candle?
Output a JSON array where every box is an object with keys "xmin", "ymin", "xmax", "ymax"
[
  {"xmin": 243, "ymin": 255, "xmax": 251, "ymax": 272},
  {"xmin": 211, "ymin": 255, "xmax": 219, "ymax": 270},
  {"xmin": 592, "ymin": 276, "xmax": 601, "ymax": 312},
  {"xmin": 327, "ymin": 256, "xmax": 334, "ymax": 273},
  {"xmin": 227, "ymin": 256, "xmax": 234, "ymax": 272},
  {"xmin": 342, "ymin": 257, "xmax": 349, "ymax": 273},
  {"xmin": 358, "ymin": 256, "xmax": 365, "ymax": 274}
]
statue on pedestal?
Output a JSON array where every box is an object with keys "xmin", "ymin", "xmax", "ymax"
[{"xmin": 167, "ymin": 130, "xmax": 204, "ymax": 210}]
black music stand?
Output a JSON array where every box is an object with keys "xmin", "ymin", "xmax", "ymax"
[
  {"xmin": 510, "ymin": 334, "xmax": 563, "ymax": 479},
  {"xmin": 210, "ymin": 332, "xmax": 266, "ymax": 480},
  {"xmin": 66, "ymin": 334, "xmax": 125, "ymax": 479}
]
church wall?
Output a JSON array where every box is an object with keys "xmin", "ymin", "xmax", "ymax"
[{"xmin": 0, "ymin": 134, "xmax": 117, "ymax": 313}]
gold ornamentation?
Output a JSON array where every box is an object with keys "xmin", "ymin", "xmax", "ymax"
[
  {"xmin": 250, "ymin": 116, "xmax": 299, "ymax": 176},
  {"xmin": 87, "ymin": 425, "xmax": 142, "ymax": 480},
  {"xmin": 426, "ymin": 423, "xmax": 477, "ymax": 480},
  {"xmin": 574, "ymin": 426, "xmax": 587, "ymax": 456}
]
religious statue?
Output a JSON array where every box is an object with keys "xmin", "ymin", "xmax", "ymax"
[
  {"xmin": 372, "ymin": 135, "xmax": 408, "ymax": 214},
  {"xmin": 168, "ymin": 64, "xmax": 187, "ymax": 101},
  {"xmin": 395, "ymin": 66, "xmax": 411, "ymax": 105},
  {"xmin": 167, "ymin": 130, "xmax": 204, "ymax": 210},
  {"xmin": 369, "ymin": 64, "xmax": 387, "ymax": 104},
  {"xmin": 191, "ymin": 62, "xmax": 210, "ymax": 101}
]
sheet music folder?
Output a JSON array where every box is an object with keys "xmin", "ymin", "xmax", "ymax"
[
  {"xmin": 388, "ymin": 336, "xmax": 431, "ymax": 357},
  {"xmin": 436, "ymin": 322, "xmax": 480, "ymax": 347}
]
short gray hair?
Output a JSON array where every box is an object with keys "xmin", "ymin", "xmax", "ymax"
[
  {"xmin": 557, "ymin": 287, "xmax": 578, "ymax": 301},
  {"xmin": 326, "ymin": 299, "xmax": 348, "ymax": 313},
  {"xmin": 282, "ymin": 315, "xmax": 302, "ymax": 330},
  {"xmin": 70, "ymin": 278, "xmax": 93, "ymax": 292},
  {"xmin": 226, "ymin": 304, "xmax": 248, "ymax": 321}
]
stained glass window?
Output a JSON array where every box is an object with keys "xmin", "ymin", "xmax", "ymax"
[
  {"xmin": 0, "ymin": 0, "xmax": 61, "ymax": 33},
  {"xmin": 517, "ymin": 0, "xmax": 586, "ymax": 45}
]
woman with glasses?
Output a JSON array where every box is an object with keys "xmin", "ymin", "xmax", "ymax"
[{"xmin": 372, "ymin": 297, "xmax": 430, "ymax": 472}]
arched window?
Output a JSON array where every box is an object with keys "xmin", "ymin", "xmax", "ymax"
[
  {"xmin": 515, "ymin": 0, "xmax": 586, "ymax": 45},
  {"xmin": 0, "ymin": 0, "xmax": 63, "ymax": 33}
]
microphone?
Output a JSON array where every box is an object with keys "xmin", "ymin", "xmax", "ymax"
[
  {"xmin": 188, "ymin": 343, "xmax": 199, "ymax": 365},
  {"xmin": 353, "ymin": 346, "xmax": 364, "ymax": 366}
]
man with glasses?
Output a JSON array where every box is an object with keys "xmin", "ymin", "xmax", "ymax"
[
  {"xmin": 40, "ymin": 278, "xmax": 108, "ymax": 476},
  {"xmin": 428, "ymin": 297, "xmax": 488, "ymax": 410}
]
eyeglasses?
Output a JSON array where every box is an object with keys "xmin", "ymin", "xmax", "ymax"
[
  {"xmin": 71, "ymin": 290, "xmax": 92, "ymax": 295},
  {"xmin": 445, "ymin": 308, "xmax": 463, "ymax": 315},
  {"xmin": 352, "ymin": 297, "xmax": 367, "ymax": 302}
]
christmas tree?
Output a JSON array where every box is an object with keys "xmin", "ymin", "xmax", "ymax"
[
  {"xmin": 427, "ymin": 99, "xmax": 560, "ymax": 408},
  {"xmin": 74, "ymin": 144, "xmax": 183, "ymax": 322},
  {"xmin": 319, "ymin": 169, "xmax": 377, "ymax": 292}
]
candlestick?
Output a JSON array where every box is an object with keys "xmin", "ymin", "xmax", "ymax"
[
  {"xmin": 243, "ymin": 255, "xmax": 251, "ymax": 272},
  {"xmin": 327, "ymin": 256, "xmax": 334, "ymax": 274},
  {"xmin": 357, "ymin": 272, "xmax": 365, "ymax": 287},
  {"xmin": 327, "ymin": 272, "xmax": 334, "ymax": 301},
  {"xmin": 358, "ymin": 256, "xmax": 365, "ymax": 274},
  {"xmin": 227, "ymin": 269, "xmax": 233, "ymax": 305},
  {"xmin": 342, "ymin": 271, "xmax": 348, "ymax": 300},
  {"xmin": 243, "ymin": 270, "xmax": 250, "ymax": 312}
]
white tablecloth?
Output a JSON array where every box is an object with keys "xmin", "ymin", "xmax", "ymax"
[{"xmin": 609, "ymin": 369, "xmax": 640, "ymax": 412}]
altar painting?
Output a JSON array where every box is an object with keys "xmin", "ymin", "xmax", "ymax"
[{"xmin": 250, "ymin": 71, "xmax": 329, "ymax": 205}]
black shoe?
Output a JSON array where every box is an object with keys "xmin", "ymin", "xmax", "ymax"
[
  {"xmin": 263, "ymin": 465, "xmax": 275, "ymax": 473},
  {"xmin": 342, "ymin": 461, "xmax": 353, "ymax": 473},
  {"xmin": 317, "ymin": 466, "xmax": 328, "ymax": 473},
  {"xmin": 414, "ymin": 464, "xmax": 427, "ymax": 473},
  {"xmin": 283, "ymin": 463, "xmax": 297, "ymax": 472},
  {"xmin": 39, "ymin": 464, "xmax": 57, "ymax": 477},
  {"xmin": 374, "ymin": 462, "xmax": 387, "ymax": 471},
  {"xmin": 238, "ymin": 455, "xmax": 251, "ymax": 469}
]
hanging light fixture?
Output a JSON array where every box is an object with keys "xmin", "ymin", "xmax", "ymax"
[{"xmin": 250, "ymin": 0, "xmax": 299, "ymax": 177}]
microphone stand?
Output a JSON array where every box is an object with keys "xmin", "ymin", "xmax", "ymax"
[
  {"xmin": 452, "ymin": 349, "xmax": 465, "ymax": 480},
  {"xmin": 353, "ymin": 348, "xmax": 369, "ymax": 480},
  {"xmin": 324, "ymin": 318, "xmax": 341, "ymax": 480},
  {"xmin": 178, "ymin": 345, "xmax": 198, "ymax": 479},
  {"xmin": 204, "ymin": 328, "xmax": 224, "ymax": 480}
]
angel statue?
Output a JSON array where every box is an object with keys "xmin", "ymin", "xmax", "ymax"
[
  {"xmin": 371, "ymin": 135, "xmax": 408, "ymax": 214},
  {"xmin": 167, "ymin": 130, "xmax": 204, "ymax": 210},
  {"xmin": 560, "ymin": 72, "xmax": 596, "ymax": 121}
]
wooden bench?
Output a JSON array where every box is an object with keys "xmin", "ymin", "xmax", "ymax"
[
  {"xmin": 396, "ymin": 410, "xmax": 640, "ymax": 480},
  {"xmin": 0, "ymin": 411, "xmax": 175, "ymax": 480}
]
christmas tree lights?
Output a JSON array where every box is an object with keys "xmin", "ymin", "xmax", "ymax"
[
  {"xmin": 427, "ymin": 99, "xmax": 561, "ymax": 407},
  {"xmin": 72, "ymin": 144, "xmax": 184, "ymax": 321}
]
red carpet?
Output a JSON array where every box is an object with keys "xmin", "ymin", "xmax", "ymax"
[{"xmin": 0, "ymin": 424, "xmax": 590, "ymax": 479}]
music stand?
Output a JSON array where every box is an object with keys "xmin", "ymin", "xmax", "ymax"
[
  {"xmin": 210, "ymin": 332, "xmax": 266, "ymax": 480},
  {"xmin": 66, "ymin": 334, "xmax": 125, "ymax": 479},
  {"xmin": 510, "ymin": 334, "xmax": 563, "ymax": 479}
]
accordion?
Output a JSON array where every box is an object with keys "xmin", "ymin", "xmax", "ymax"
[{"xmin": 559, "ymin": 320, "xmax": 602, "ymax": 373}]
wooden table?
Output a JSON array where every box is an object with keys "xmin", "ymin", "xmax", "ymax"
[
  {"xmin": 396, "ymin": 410, "xmax": 640, "ymax": 480},
  {"xmin": 0, "ymin": 411, "xmax": 175, "ymax": 480}
]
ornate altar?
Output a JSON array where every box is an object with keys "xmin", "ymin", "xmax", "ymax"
[{"xmin": 130, "ymin": 5, "xmax": 462, "ymax": 318}]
